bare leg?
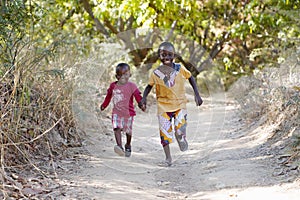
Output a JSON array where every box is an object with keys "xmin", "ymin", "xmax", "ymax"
[
  {"xmin": 114, "ymin": 128, "xmax": 122, "ymax": 146},
  {"xmin": 114, "ymin": 128, "xmax": 125, "ymax": 156},
  {"xmin": 125, "ymin": 133, "xmax": 132, "ymax": 157},
  {"xmin": 163, "ymin": 144, "xmax": 172, "ymax": 165},
  {"xmin": 125, "ymin": 133, "xmax": 131, "ymax": 147}
]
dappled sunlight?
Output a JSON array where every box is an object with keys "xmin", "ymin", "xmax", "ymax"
[
  {"xmin": 1, "ymin": 0, "xmax": 299, "ymax": 198},
  {"xmin": 59, "ymin": 90, "xmax": 299, "ymax": 199},
  {"xmin": 54, "ymin": 97, "xmax": 300, "ymax": 199},
  {"xmin": 192, "ymin": 181, "xmax": 300, "ymax": 200},
  {"xmin": 58, "ymin": 176, "xmax": 166, "ymax": 200}
]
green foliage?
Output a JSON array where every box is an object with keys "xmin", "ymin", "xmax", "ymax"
[
  {"xmin": 217, "ymin": 0, "xmax": 299, "ymax": 88},
  {"xmin": 0, "ymin": 0, "xmax": 29, "ymax": 67},
  {"xmin": 1, "ymin": 1, "xmax": 300, "ymax": 197},
  {"xmin": 2, "ymin": 0, "xmax": 295, "ymax": 89},
  {"xmin": 0, "ymin": 0, "xmax": 86, "ymax": 176},
  {"xmin": 1, "ymin": 0, "xmax": 299, "ymax": 128},
  {"xmin": 1, "ymin": 0, "xmax": 299, "ymax": 90}
]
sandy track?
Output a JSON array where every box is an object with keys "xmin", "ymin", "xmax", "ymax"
[{"xmin": 59, "ymin": 95, "xmax": 300, "ymax": 200}]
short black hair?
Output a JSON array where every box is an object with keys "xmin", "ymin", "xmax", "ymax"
[
  {"xmin": 157, "ymin": 42, "xmax": 175, "ymax": 55},
  {"xmin": 116, "ymin": 63, "xmax": 130, "ymax": 74},
  {"xmin": 115, "ymin": 63, "xmax": 130, "ymax": 79}
]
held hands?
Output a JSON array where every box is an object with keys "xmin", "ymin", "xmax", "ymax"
[{"xmin": 138, "ymin": 99, "xmax": 147, "ymax": 112}]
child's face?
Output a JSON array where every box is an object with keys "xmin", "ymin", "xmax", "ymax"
[
  {"xmin": 116, "ymin": 69, "xmax": 130, "ymax": 85},
  {"xmin": 159, "ymin": 46, "xmax": 175, "ymax": 67}
]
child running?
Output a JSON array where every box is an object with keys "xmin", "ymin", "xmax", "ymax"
[
  {"xmin": 101, "ymin": 63, "xmax": 145, "ymax": 157},
  {"xmin": 141, "ymin": 42, "xmax": 203, "ymax": 166}
]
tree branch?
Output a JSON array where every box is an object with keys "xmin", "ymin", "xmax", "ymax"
[
  {"xmin": 60, "ymin": 8, "xmax": 75, "ymax": 28},
  {"xmin": 104, "ymin": 18, "xmax": 118, "ymax": 34},
  {"xmin": 126, "ymin": 15, "xmax": 134, "ymax": 29},
  {"xmin": 177, "ymin": 55, "xmax": 199, "ymax": 77},
  {"xmin": 165, "ymin": 20, "xmax": 177, "ymax": 41},
  {"xmin": 118, "ymin": 17, "xmax": 125, "ymax": 32},
  {"xmin": 80, "ymin": 0, "xmax": 109, "ymax": 37}
]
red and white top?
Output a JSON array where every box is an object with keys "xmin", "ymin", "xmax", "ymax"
[{"xmin": 101, "ymin": 81, "xmax": 142, "ymax": 117}]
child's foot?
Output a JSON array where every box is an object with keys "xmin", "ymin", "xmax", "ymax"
[
  {"xmin": 175, "ymin": 133, "xmax": 188, "ymax": 152},
  {"xmin": 124, "ymin": 144, "xmax": 131, "ymax": 157},
  {"xmin": 158, "ymin": 159, "xmax": 172, "ymax": 167},
  {"xmin": 114, "ymin": 145, "xmax": 125, "ymax": 156}
]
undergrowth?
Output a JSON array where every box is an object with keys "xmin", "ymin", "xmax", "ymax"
[
  {"xmin": 229, "ymin": 47, "xmax": 300, "ymax": 164},
  {"xmin": 0, "ymin": 42, "xmax": 83, "ymax": 198}
]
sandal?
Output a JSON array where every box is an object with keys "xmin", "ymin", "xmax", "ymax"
[
  {"xmin": 114, "ymin": 145, "xmax": 125, "ymax": 156},
  {"xmin": 175, "ymin": 132, "xmax": 188, "ymax": 152},
  {"xmin": 124, "ymin": 145, "xmax": 131, "ymax": 157},
  {"xmin": 158, "ymin": 160, "xmax": 172, "ymax": 167}
]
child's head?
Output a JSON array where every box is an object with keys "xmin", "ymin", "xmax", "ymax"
[
  {"xmin": 158, "ymin": 42, "xmax": 175, "ymax": 67},
  {"xmin": 115, "ymin": 63, "xmax": 131, "ymax": 85}
]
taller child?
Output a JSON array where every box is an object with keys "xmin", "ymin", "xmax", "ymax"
[{"xmin": 141, "ymin": 42, "xmax": 203, "ymax": 166}]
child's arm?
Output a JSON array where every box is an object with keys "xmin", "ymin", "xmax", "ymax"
[
  {"xmin": 133, "ymin": 89, "xmax": 146, "ymax": 111},
  {"xmin": 100, "ymin": 83, "xmax": 115, "ymax": 110},
  {"xmin": 140, "ymin": 85, "xmax": 153, "ymax": 109},
  {"xmin": 188, "ymin": 76, "xmax": 203, "ymax": 106}
]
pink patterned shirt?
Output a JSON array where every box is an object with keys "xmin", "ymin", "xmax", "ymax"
[{"xmin": 101, "ymin": 81, "xmax": 142, "ymax": 117}]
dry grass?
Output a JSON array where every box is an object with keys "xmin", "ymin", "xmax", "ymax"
[
  {"xmin": 0, "ymin": 41, "xmax": 136, "ymax": 198},
  {"xmin": 229, "ymin": 47, "xmax": 300, "ymax": 165},
  {"xmin": 0, "ymin": 45, "xmax": 83, "ymax": 198}
]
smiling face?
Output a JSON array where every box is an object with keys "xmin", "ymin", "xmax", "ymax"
[
  {"xmin": 158, "ymin": 44, "xmax": 175, "ymax": 67},
  {"xmin": 116, "ymin": 64, "xmax": 131, "ymax": 85}
]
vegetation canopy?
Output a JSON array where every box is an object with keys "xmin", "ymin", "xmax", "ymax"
[{"xmin": 0, "ymin": 0, "xmax": 299, "ymax": 198}]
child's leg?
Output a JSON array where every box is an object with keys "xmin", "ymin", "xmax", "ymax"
[
  {"xmin": 174, "ymin": 109, "xmax": 188, "ymax": 151},
  {"xmin": 112, "ymin": 114, "xmax": 127, "ymax": 156},
  {"xmin": 112, "ymin": 114, "xmax": 123, "ymax": 147},
  {"xmin": 124, "ymin": 117, "xmax": 133, "ymax": 157},
  {"xmin": 114, "ymin": 128, "xmax": 122, "ymax": 147},
  {"xmin": 125, "ymin": 133, "xmax": 131, "ymax": 147},
  {"xmin": 123, "ymin": 116, "xmax": 133, "ymax": 147},
  {"xmin": 158, "ymin": 112, "xmax": 174, "ymax": 165},
  {"xmin": 163, "ymin": 144, "xmax": 172, "ymax": 165},
  {"xmin": 125, "ymin": 133, "xmax": 132, "ymax": 157},
  {"xmin": 113, "ymin": 128, "xmax": 125, "ymax": 156}
]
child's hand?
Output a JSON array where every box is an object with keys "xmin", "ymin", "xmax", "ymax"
[
  {"xmin": 100, "ymin": 105, "xmax": 105, "ymax": 111},
  {"xmin": 195, "ymin": 94, "xmax": 203, "ymax": 106},
  {"xmin": 138, "ymin": 101, "xmax": 146, "ymax": 111}
]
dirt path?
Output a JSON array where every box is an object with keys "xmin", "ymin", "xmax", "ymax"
[{"xmin": 59, "ymin": 94, "xmax": 300, "ymax": 200}]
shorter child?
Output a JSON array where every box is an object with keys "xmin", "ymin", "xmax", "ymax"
[{"xmin": 100, "ymin": 63, "xmax": 145, "ymax": 157}]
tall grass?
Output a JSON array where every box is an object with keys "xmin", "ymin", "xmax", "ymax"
[
  {"xmin": 0, "ymin": 37, "xmax": 84, "ymax": 197},
  {"xmin": 229, "ymin": 46, "xmax": 300, "ymax": 153},
  {"xmin": 0, "ymin": 34, "xmax": 137, "ymax": 197}
]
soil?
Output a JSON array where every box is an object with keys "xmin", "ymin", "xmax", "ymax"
[{"xmin": 55, "ymin": 93, "xmax": 300, "ymax": 200}]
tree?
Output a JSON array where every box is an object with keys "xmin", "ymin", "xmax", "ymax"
[
  {"xmin": 2, "ymin": 0, "xmax": 299, "ymax": 84},
  {"xmin": 77, "ymin": 0, "xmax": 299, "ymax": 82}
]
